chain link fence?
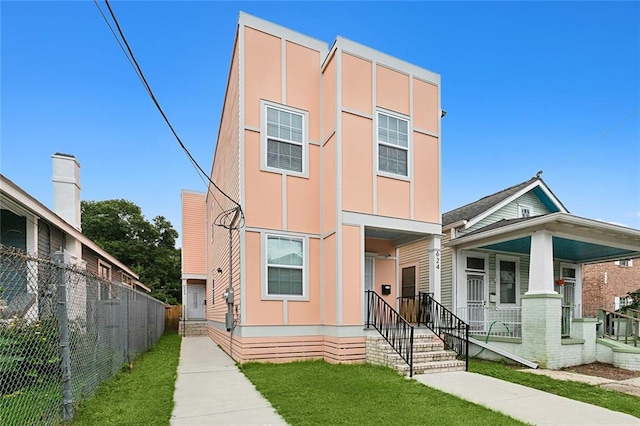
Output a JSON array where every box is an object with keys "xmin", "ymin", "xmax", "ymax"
[{"xmin": 0, "ymin": 246, "xmax": 165, "ymax": 425}]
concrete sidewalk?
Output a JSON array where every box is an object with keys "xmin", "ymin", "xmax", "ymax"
[
  {"xmin": 171, "ymin": 336, "xmax": 286, "ymax": 425},
  {"xmin": 415, "ymin": 371, "xmax": 640, "ymax": 425}
]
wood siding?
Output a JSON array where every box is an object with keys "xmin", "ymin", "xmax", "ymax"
[
  {"xmin": 398, "ymin": 239, "xmax": 429, "ymax": 293},
  {"xmin": 207, "ymin": 39, "xmax": 241, "ymax": 326},
  {"xmin": 465, "ymin": 191, "xmax": 553, "ymax": 234},
  {"xmin": 181, "ymin": 191, "xmax": 206, "ymax": 275}
]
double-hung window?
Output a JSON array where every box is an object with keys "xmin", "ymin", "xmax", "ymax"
[
  {"xmin": 266, "ymin": 235, "xmax": 304, "ymax": 297},
  {"xmin": 377, "ymin": 112, "xmax": 409, "ymax": 177},
  {"xmin": 265, "ymin": 105, "xmax": 305, "ymax": 173}
]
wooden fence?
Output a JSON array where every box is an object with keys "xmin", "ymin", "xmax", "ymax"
[{"xmin": 165, "ymin": 305, "xmax": 181, "ymax": 331}]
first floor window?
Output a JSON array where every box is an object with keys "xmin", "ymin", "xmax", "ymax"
[
  {"xmin": 378, "ymin": 112, "xmax": 409, "ymax": 176},
  {"xmin": 267, "ymin": 235, "xmax": 304, "ymax": 296},
  {"xmin": 498, "ymin": 259, "xmax": 517, "ymax": 304}
]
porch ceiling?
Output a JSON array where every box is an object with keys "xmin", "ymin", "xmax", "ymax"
[
  {"xmin": 365, "ymin": 226, "xmax": 426, "ymax": 247},
  {"xmin": 482, "ymin": 236, "xmax": 637, "ymax": 263},
  {"xmin": 448, "ymin": 213, "xmax": 640, "ymax": 264}
]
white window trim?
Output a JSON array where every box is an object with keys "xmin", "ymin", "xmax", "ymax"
[
  {"xmin": 260, "ymin": 100, "xmax": 309, "ymax": 178},
  {"xmin": 496, "ymin": 255, "xmax": 520, "ymax": 306},
  {"xmin": 615, "ymin": 259, "xmax": 633, "ymax": 267},
  {"xmin": 261, "ymin": 232, "xmax": 309, "ymax": 301},
  {"xmin": 375, "ymin": 108, "xmax": 411, "ymax": 181},
  {"xmin": 518, "ymin": 204, "xmax": 534, "ymax": 218}
]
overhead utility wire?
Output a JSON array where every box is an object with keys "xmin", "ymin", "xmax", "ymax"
[
  {"xmin": 546, "ymin": 108, "xmax": 639, "ymax": 175},
  {"xmin": 102, "ymin": 0, "xmax": 237, "ymax": 210},
  {"xmin": 96, "ymin": 0, "xmax": 243, "ymax": 227}
]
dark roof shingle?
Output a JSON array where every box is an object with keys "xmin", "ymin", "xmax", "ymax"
[{"xmin": 442, "ymin": 177, "xmax": 538, "ymax": 227}]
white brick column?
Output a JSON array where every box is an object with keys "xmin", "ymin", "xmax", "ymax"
[
  {"xmin": 522, "ymin": 294, "xmax": 563, "ymax": 368},
  {"xmin": 428, "ymin": 235, "xmax": 441, "ymax": 303},
  {"xmin": 526, "ymin": 230, "xmax": 556, "ymax": 295}
]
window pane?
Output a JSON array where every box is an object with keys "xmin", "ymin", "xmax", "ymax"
[
  {"xmin": 267, "ymin": 236, "xmax": 303, "ymax": 266},
  {"xmin": 267, "ymin": 140, "xmax": 303, "ymax": 173},
  {"xmin": 291, "ymin": 114, "xmax": 302, "ymax": 130},
  {"xmin": 268, "ymin": 267, "xmax": 303, "ymax": 295},
  {"xmin": 499, "ymin": 261, "xmax": 516, "ymax": 304},
  {"xmin": 267, "ymin": 107, "xmax": 278, "ymax": 123},
  {"xmin": 562, "ymin": 268, "xmax": 576, "ymax": 279},
  {"xmin": 401, "ymin": 266, "xmax": 416, "ymax": 298},
  {"xmin": 379, "ymin": 145, "xmax": 407, "ymax": 176},
  {"xmin": 466, "ymin": 257, "xmax": 485, "ymax": 271}
]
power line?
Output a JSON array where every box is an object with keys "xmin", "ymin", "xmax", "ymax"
[
  {"xmin": 546, "ymin": 109, "xmax": 639, "ymax": 175},
  {"xmin": 94, "ymin": 0, "xmax": 243, "ymax": 227}
]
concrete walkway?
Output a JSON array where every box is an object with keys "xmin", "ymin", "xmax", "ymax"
[
  {"xmin": 415, "ymin": 371, "xmax": 640, "ymax": 425},
  {"xmin": 171, "ymin": 336, "xmax": 286, "ymax": 426},
  {"xmin": 171, "ymin": 337, "xmax": 639, "ymax": 425}
]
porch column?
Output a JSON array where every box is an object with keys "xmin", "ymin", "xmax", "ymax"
[
  {"xmin": 428, "ymin": 235, "xmax": 441, "ymax": 303},
  {"xmin": 526, "ymin": 230, "xmax": 556, "ymax": 295}
]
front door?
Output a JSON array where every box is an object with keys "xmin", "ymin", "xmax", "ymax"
[
  {"xmin": 557, "ymin": 264, "xmax": 577, "ymax": 337},
  {"xmin": 467, "ymin": 274, "xmax": 485, "ymax": 332},
  {"xmin": 186, "ymin": 284, "xmax": 205, "ymax": 320},
  {"xmin": 465, "ymin": 255, "xmax": 487, "ymax": 332}
]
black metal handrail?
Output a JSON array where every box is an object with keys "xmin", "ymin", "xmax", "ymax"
[
  {"xmin": 366, "ymin": 290, "xmax": 414, "ymax": 377},
  {"xmin": 417, "ymin": 292, "xmax": 469, "ymax": 370}
]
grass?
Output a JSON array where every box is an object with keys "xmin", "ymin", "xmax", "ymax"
[
  {"xmin": 241, "ymin": 360, "xmax": 525, "ymax": 425},
  {"xmin": 72, "ymin": 332, "xmax": 181, "ymax": 425},
  {"xmin": 470, "ymin": 360, "xmax": 640, "ymax": 419}
]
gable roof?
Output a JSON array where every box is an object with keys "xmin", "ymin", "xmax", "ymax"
[
  {"xmin": 442, "ymin": 176, "xmax": 569, "ymax": 229},
  {"xmin": 0, "ymin": 174, "xmax": 142, "ymax": 285}
]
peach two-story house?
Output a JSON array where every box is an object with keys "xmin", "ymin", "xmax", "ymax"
[{"xmin": 181, "ymin": 13, "xmax": 443, "ymax": 364}]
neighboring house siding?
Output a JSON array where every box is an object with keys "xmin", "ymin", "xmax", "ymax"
[
  {"xmin": 181, "ymin": 191, "xmax": 206, "ymax": 276},
  {"xmin": 465, "ymin": 191, "xmax": 552, "ymax": 234},
  {"xmin": 399, "ymin": 239, "xmax": 429, "ymax": 293}
]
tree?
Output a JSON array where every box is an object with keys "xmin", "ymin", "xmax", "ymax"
[{"xmin": 81, "ymin": 199, "xmax": 181, "ymax": 304}]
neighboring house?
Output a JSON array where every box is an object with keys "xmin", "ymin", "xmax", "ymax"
[
  {"xmin": 181, "ymin": 13, "xmax": 443, "ymax": 363},
  {"xmin": 0, "ymin": 153, "xmax": 150, "ymax": 318},
  {"xmin": 582, "ymin": 258, "xmax": 640, "ymax": 316},
  {"xmin": 401, "ymin": 175, "xmax": 640, "ymax": 369}
]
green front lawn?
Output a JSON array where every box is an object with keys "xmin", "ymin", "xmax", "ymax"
[
  {"xmin": 470, "ymin": 360, "xmax": 640, "ymax": 418},
  {"xmin": 242, "ymin": 360, "xmax": 525, "ymax": 425},
  {"xmin": 72, "ymin": 332, "xmax": 181, "ymax": 425}
]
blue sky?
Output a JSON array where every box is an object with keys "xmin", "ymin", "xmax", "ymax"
[{"xmin": 2, "ymin": 1, "xmax": 639, "ymax": 242}]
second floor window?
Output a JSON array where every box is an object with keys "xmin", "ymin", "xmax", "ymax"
[
  {"xmin": 378, "ymin": 112, "xmax": 409, "ymax": 177},
  {"xmin": 266, "ymin": 106, "xmax": 304, "ymax": 173}
]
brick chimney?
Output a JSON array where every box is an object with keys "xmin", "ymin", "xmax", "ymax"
[{"xmin": 52, "ymin": 153, "xmax": 81, "ymax": 230}]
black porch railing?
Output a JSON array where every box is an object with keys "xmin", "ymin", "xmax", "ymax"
[
  {"xmin": 416, "ymin": 292, "xmax": 469, "ymax": 370},
  {"xmin": 366, "ymin": 290, "xmax": 414, "ymax": 377}
]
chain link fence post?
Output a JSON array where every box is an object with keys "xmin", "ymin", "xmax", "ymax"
[{"xmin": 54, "ymin": 251, "xmax": 73, "ymax": 421}]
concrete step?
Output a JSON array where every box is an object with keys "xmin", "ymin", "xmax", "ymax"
[
  {"xmin": 374, "ymin": 340, "xmax": 444, "ymax": 355},
  {"xmin": 396, "ymin": 359, "xmax": 467, "ymax": 375},
  {"xmin": 385, "ymin": 350, "xmax": 458, "ymax": 364}
]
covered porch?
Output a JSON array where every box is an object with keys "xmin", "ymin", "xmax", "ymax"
[{"xmin": 447, "ymin": 213, "xmax": 640, "ymax": 369}]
